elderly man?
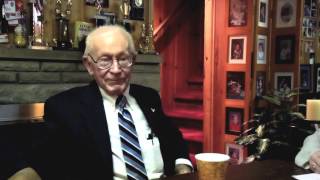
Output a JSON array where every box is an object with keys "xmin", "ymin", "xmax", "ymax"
[{"xmin": 10, "ymin": 25, "xmax": 192, "ymax": 180}]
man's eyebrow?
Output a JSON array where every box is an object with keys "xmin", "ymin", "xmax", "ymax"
[{"xmin": 99, "ymin": 51, "xmax": 130, "ymax": 57}]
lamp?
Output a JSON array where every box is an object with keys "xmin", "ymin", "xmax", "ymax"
[{"xmin": 306, "ymin": 99, "xmax": 320, "ymax": 129}]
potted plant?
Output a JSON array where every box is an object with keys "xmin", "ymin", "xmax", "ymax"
[{"xmin": 235, "ymin": 89, "xmax": 314, "ymax": 162}]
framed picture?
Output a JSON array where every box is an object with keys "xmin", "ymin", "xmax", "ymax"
[
  {"xmin": 86, "ymin": 0, "xmax": 108, "ymax": 8},
  {"xmin": 256, "ymin": 71, "xmax": 266, "ymax": 98},
  {"xmin": 274, "ymin": 72, "xmax": 294, "ymax": 94},
  {"xmin": 225, "ymin": 107, "xmax": 244, "ymax": 135},
  {"xmin": 275, "ymin": 35, "xmax": 295, "ymax": 64},
  {"xmin": 310, "ymin": 0, "xmax": 318, "ymax": 17},
  {"xmin": 256, "ymin": 35, "xmax": 267, "ymax": 64},
  {"xmin": 258, "ymin": 0, "xmax": 268, "ymax": 27},
  {"xmin": 314, "ymin": 64, "xmax": 320, "ymax": 93},
  {"xmin": 300, "ymin": 64, "xmax": 312, "ymax": 92},
  {"xmin": 229, "ymin": 0, "xmax": 247, "ymax": 27},
  {"xmin": 304, "ymin": 40, "xmax": 315, "ymax": 53},
  {"xmin": 226, "ymin": 72, "xmax": 245, "ymax": 99},
  {"xmin": 94, "ymin": 12, "xmax": 116, "ymax": 27},
  {"xmin": 130, "ymin": 0, "xmax": 144, "ymax": 20},
  {"xmin": 276, "ymin": 0, "xmax": 297, "ymax": 28},
  {"xmin": 229, "ymin": 36, "xmax": 247, "ymax": 64},
  {"xmin": 304, "ymin": 0, "xmax": 317, "ymax": 17},
  {"xmin": 302, "ymin": 18, "xmax": 317, "ymax": 38},
  {"xmin": 225, "ymin": 143, "xmax": 244, "ymax": 164}
]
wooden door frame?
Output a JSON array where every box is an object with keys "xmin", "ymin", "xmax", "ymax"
[{"xmin": 203, "ymin": 0, "xmax": 216, "ymax": 152}]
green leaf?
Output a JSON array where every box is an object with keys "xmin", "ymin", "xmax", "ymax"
[{"xmin": 262, "ymin": 95, "xmax": 281, "ymax": 106}]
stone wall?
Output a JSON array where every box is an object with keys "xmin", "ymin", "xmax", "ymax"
[{"xmin": 0, "ymin": 49, "xmax": 160, "ymax": 104}]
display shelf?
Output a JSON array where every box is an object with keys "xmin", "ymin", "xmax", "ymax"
[{"xmin": 0, "ymin": 47, "xmax": 160, "ymax": 63}]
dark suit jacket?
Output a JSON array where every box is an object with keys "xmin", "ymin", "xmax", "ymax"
[{"xmin": 30, "ymin": 81, "xmax": 189, "ymax": 180}]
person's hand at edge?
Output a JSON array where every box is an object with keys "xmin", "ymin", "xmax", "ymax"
[
  {"xmin": 8, "ymin": 167, "xmax": 41, "ymax": 180},
  {"xmin": 174, "ymin": 164, "xmax": 193, "ymax": 175}
]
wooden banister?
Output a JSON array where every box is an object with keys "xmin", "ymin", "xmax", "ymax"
[{"xmin": 153, "ymin": 1, "xmax": 192, "ymax": 52}]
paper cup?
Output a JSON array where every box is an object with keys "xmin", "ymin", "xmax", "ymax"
[{"xmin": 195, "ymin": 153, "xmax": 230, "ymax": 180}]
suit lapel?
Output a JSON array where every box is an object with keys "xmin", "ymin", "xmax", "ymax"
[
  {"xmin": 80, "ymin": 82, "xmax": 112, "ymax": 165},
  {"xmin": 129, "ymin": 85, "xmax": 157, "ymax": 131}
]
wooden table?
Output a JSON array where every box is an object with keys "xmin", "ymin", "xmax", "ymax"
[{"xmin": 164, "ymin": 160, "xmax": 311, "ymax": 180}]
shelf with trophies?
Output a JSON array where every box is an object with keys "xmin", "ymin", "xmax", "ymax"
[{"xmin": 0, "ymin": 0, "xmax": 158, "ymax": 57}]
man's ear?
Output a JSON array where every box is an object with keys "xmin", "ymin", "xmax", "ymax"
[{"xmin": 83, "ymin": 56, "xmax": 94, "ymax": 76}]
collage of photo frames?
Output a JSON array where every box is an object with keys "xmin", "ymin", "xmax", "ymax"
[
  {"xmin": 226, "ymin": 0, "xmax": 248, "ymax": 164},
  {"xmin": 225, "ymin": 0, "xmax": 313, "ymax": 164},
  {"xmin": 300, "ymin": 0, "xmax": 320, "ymax": 94}
]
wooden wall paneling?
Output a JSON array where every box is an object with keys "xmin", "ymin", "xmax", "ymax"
[
  {"xmin": 154, "ymin": 0, "xmax": 184, "ymax": 111},
  {"xmin": 154, "ymin": 0, "xmax": 204, "ymax": 110},
  {"xmin": 174, "ymin": 2, "xmax": 204, "ymax": 95},
  {"xmin": 160, "ymin": 41, "xmax": 176, "ymax": 111},
  {"xmin": 153, "ymin": 1, "xmax": 191, "ymax": 53},
  {"xmin": 174, "ymin": 25, "xmax": 188, "ymax": 94}
]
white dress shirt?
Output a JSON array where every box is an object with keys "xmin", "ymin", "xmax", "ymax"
[{"xmin": 99, "ymin": 85, "xmax": 192, "ymax": 180}]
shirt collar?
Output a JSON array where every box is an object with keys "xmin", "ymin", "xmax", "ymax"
[{"xmin": 98, "ymin": 85, "xmax": 131, "ymax": 107}]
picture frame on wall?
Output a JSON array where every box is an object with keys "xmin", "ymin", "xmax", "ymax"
[
  {"xmin": 274, "ymin": 72, "xmax": 294, "ymax": 94},
  {"xmin": 229, "ymin": 0, "xmax": 247, "ymax": 27},
  {"xmin": 302, "ymin": 18, "xmax": 317, "ymax": 38},
  {"xmin": 276, "ymin": 0, "xmax": 297, "ymax": 28},
  {"xmin": 275, "ymin": 35, "xmax": 295, "ymax": 64},
  {"xmin": 256, "ymin": 71, "xmax": 266, "ymax": 98},
  {"xmin": 229, "ymin": 36, "xmax": 247, "ymax": 64},
  {"xmin": 300, "ymin": 64, "xmax": 312, "ymax": 92},
  {"xmin": 314, "ymin": 64, "xmax": 320, "ymax": 93},
  {"xmin": 225, "ymin": 143, "xmax": 245, "ymax": 164},
  {"xmin": 226, "ymin": 72, "xmax": 245, "ymax": 99},
  {"xmin": 86, "ymin": 0, "xmax": 108, "ymax": 8},
  {"xmin": 225, "ymin": 107, "xmax": 243, "ymax": 135},
  {"xmin": 256, "ymin": 35, "xmax": 267, "ymax": 64},
  {"xmin": 304, "ymin": 0, "xmax": 317, "ymax": 17},
  {"xmin": 258, "ymin": 0, "xmax": 268, "ymax": 27},
  {"xmin": 129, "ymin": 0, "xmax": 144, "ymax": 20}
]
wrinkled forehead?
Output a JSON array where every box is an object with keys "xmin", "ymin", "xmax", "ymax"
[{"xmin": 91, "ymin": 32, "xmax": 129, "ymax": 55}]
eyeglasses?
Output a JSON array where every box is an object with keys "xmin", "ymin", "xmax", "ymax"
[{"xmin": 88, "ymin": 53, "xmax": 133, "ymax": 70}]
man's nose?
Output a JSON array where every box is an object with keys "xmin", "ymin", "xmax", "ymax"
[{"xmin": 109, "ymin": 60, "xmax": 121, "ymax": 72}]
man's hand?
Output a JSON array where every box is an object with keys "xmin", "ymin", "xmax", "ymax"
[
  {"xmin": 175, "ymin": 164, "xmax": 192, "ymax": 175},
  {"xmin": 309, "ymin": 151, "xmax": 320, "ymax": 173}
]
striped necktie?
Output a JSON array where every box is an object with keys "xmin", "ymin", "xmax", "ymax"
[{"xmin": 116, "ymin": 95, "xmax": 148, "ymax": 180}]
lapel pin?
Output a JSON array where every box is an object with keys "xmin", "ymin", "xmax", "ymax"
[{"xmin": 151, "ymin": 108, "xmax": 155, "ymax": 112}]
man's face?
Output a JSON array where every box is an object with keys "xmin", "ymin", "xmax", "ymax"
[{"xmin": 84, "ymin": 32, "xmax": 133, "ymax": 96}]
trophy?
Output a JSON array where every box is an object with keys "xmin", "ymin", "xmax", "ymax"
[
  {"xmin": 137, "ymin": 23, "xmax": 157, "ymax": 54},
  {"xmin": 120, "ymin": 0, "xmax": 131, "ymax": 20},
  {"xmin": 137, "ymin": 23, "xmax": 147, "ymax": 53},
  {"xmin": 145, "ymin": 24, "xmax": 156, "ymax": 54},
  {"xmin": 55, "ymin": 0, "xmax": 72, "ymax": 49},
  {"xmin": 120, "ymin": 0, "xmax": 131, "ymax": 32},
  {"xmin": 95, "ymin": 0, "xmax": 103, "ymax": 15},
  {"xmin": 29, "ymin": 0, "xmax": 48, "ymax": 49}
]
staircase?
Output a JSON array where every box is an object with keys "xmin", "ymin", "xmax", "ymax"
[
  {"xmin": 153, "ymin": 0, "xmax": 204, "ymax": 165},
  {"xmin": 165, "ymin": 75, "xmax": 204, "ymax": 165}
]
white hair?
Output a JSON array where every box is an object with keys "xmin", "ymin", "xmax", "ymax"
[{"xmin": 83, "ymin": 25, "xmax": 136, "ymax": 57}]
